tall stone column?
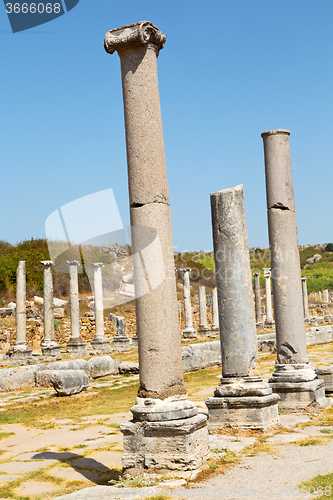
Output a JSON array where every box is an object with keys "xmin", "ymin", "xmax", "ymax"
[
  {"xmin": 7, "ymin": 261, "xmax": 32, "ymax": 361},
  {"xmin": 253, "ymin": 273, "xmax": 262, "ymax": 326},
  {"xmin": 105, "ymin": 21, "xmax": 208, "ymax": 471},
  {"xmin": 264, "ymin": 268, "xmax": 274, "ymax": 327},
  {"xmin": 262, "ymin": 129, "xmax": 328, "ymax": 408},
  {"xmin": 211, "ymin": 287, "xmax": 220, "ymax": 334},
  {"xmin": 205, "ymin": 185, "xmax": 279, "ymax": 430},
  {"xmin": 41, "ymin": 261, "xmax": 61, "ymax": 360},
  {"xmin": 301, "ymin": 277, "xmax": 310, "ymax": 320},
  {"xmin": 181, "ymin": 268, "xmax": 197, "ymax": 338},
  {"xmin": 198, "ymin": 286, "xmax": 209, "ymax": 335},
  {"xmin": 66, "ymin": 261, "xmax": 87, "ymax": 357},
  {"xmin": 91, "ymin": 263, "xmax": 110, "ymax": 353}
]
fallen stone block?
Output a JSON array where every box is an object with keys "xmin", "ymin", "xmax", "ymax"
[
  {"xmin": 47, "ymin": 359, "xmax": 90, "ymax": 376},
  {"xmin": 307, "ymin": 326, "xmax": 333, "ymax": 345},
  {"xmin": 50, "ymin": 369, "xmax": 89, "ymax": 396},
  {"xmin": 87, "ymin": 356, "xmax": 118, "ymax": 379},
  {"xmin": 0, "ymin": 365, "xmax": 45, "ymax": 392},
  {"xmin": 181, "ymin": 341, "xmax": 221, "ymax": 372},
  {"xmin": 36, "ymin": 370, "xmax": 55, "ymax": 387},
  {"xmin": 118, "ymin": 361, "xmax": 139, "ymax": 374}
]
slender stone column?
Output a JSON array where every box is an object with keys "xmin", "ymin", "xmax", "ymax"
[
  {"xmin": 211, "ymin": 287, "xmax": 220, "ymax": 333},
  {"xmin": 264, "ymin": 268, "xmax": 274, "ymax": 327},
  {"xmin": 105, "ymin": 21, "xmax": 208, "ymax": 471},
  {"xmin": 253, "ymin": 273, "xmax": 262, "ymax": 325},
  {"xmin": 323, "ymin": 289, "xmax": 329, "ymax": 303},
  {"xmin": 66, "ymin": 261, "xmax": 87, "ymax": 357},
  {"xmin": 262, "ymin": 129, "xmax": 328, "ymax": 408},
  {"xmin": 91, "ymin": 263, "xmax": 110, "ymax": 353},
  {"xmin": 205, "ymin": 185, "xmax": 279, "ymax": 430},
  {"xmin": 319, "ymin": 291, "xmax": 322, "ymax": 301},
  {"xmin": 301, "ymin": 277, "xmax": 310, "ymax": 320},
  {"xmin": 198, "ymin": 286, "xmax": 209, "ymax": 335},
  {"xmin": 7, "ymin": 261, "xmax": 32, "ymax": 360},
  {"xmin": 41, "ymin": 261, "xmax": 61, "ymax": 360},
  {"xmin": 181, "ymin": 268, "xmax": 197, "ymax": 338}
]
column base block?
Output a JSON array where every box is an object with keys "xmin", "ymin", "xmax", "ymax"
[
  {"xmin": 264, "ymin": 320, "xmax": 275, "ymax": 328},
  {"xmin": 111, "ymin": 337, "xmax": 130, "ymax": 352},
  {"xmin": 205, "ymin": 394, "xmax": 280, "ymax": 432},
  {"xmin": 182, "ymin": 327, "xmax": 198, "ymax": 339},
  {"xmin": 120, "ymin": 413, "xmax": 209, "ymax": 472},
  {"xmin": 269, "ymin": 378, "xmax": 330, "ymax": 409},
  {"xmin": 316, "ymin": 366, "xmax": 333, "ymax": 392},
  {"xmin": 66, "ymin": 338, "xmax": 88, "ymax": 357},
  {"xmin": 90, "ymin": 338, "xmax": 110, "ymax": 354},
  {"xmin": 41, "ymin": 344, "xmax": 62, "ymax": 361},
  {"xmin": 131, "ymin": 335, "xmax": 138, "ymax": 346},
  {"xmin": 6, "ymin": 346, "xmax": 33, "ymax": 362},
  {"xmin": 198, "ymin": 326, "xmax": 211, "ymax": 336}
]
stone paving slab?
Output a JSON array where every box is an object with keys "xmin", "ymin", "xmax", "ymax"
[
  {"xmin": 50, "ymin": 466, "xmax": 102, "ymax": 483},
  {"xmin": 0, "ymin": 460, "xmax": 53, "ymax": 473},
  {"xmin": 209, "ymin": 434, "xmax": 257, "ymax": 453},
  {"xmin": 14, "ymin": 481, "xmax": 59, "ymax": 496},
  {"xmin": 0, "ymin": 474, "xmax": 20, "ymax": 481},
  {"xmin": 266, "ymin": 433, "xmax": 310, "ymax": 444}
]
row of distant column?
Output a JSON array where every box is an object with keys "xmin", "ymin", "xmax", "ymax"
[{"xmin": 8, "ymin": 260, "xmax": 111, "ymax": 361}]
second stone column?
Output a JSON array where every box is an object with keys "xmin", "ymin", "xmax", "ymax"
[{"xmin": 205, "ymin": 185, "xmax": 279, "ymax": 430}]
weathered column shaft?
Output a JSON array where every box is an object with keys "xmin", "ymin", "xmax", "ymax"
[
  {"xmin": 42, "ymin": 261, "xmax": 55, "ymax": 342},
  {"xmin": 198, "ymin": 286, "xmax": 208, "ymax": 327},
  {"xmin": 15, "ymin": 261, "xmax": 26, "ymax": 346},
  {"xmin": 302, "ymin": 278, "xmax": 310, "ymax": 319},
  {"xmin": 211, "ymin": 287, "xmax": 219, "ymax": 329},
  {"xmin": 264, "ymin": 271, "xmax": 273, "ymax": 323},
  {"xmin": 182, "ymin": 268, "xmax": 194, "ymax": 329},
  {"xmin": 323, "ymin": 289, "xmax": 329, "ymax": 303},
  {"xmin": 67, "ymin": 261, "xmax": 80, "ymax": 340},
  {"xmin": 262, "ymin": 129, "xmax": 308, "ymax": 364},
  {"xmin": 211, "ymin": 185, "xmax": 257, "ymax": 377},
  {"xmin": 105, "ymin": 23, "xmax": 184, "ymax": 398},
  {"xmin": 93, "ymin": 263, "xmax": 105, "ymax": 338},
  {"xmin": 253, "ymin": 273, "xmax": 262, "ymax": 323}
]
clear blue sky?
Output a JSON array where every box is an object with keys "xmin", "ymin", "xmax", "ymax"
[{"xmin": 1, "ymin": 0, "xmax": 332, "ymax": 252}]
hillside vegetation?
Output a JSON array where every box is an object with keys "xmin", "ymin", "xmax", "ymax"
[{"xmin": 0, "ymin": 239, "xmax": 332, "ymax": 302}]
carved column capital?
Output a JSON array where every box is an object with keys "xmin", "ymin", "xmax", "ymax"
[{"xmin": 104, "ymin": 21, "xmax": 166, "ymax": 55}]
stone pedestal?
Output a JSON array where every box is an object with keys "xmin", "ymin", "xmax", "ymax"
[
  {"xmin": 110, "ymin": 314, "xmax": 130, "ymax": 352},
  {"xmin": 121, "ymin": 397, "xmax": 209, "ymax": 472},
  {"xmin": 7, "ymin": 261, "xmax": 32, "ymax": 362},
  {"xmin": 270, "ymin": 364, "xmax": 327, "ymax": 408},
  {"xmin": 206, "ymin": 185, "xmax": 279, "ymax": 430},
  {"xmin": 316, "ymin": 366, "xmax": 333, "ymax": 393},
  {"xmin": 66, "ymin": 261, "xmax": 88, "ymax": 357},
  {"xmin": 91, "ymin": 263, "xmax": 110, "ymax": 354},
  {"xmin": 206, "ymin": 376, "xmax": 279, "ymax": 431},
  {"xmin": 253, "ymin": 273, "xmax": 263, "ymax": 326},
  {"xmin": 105, "ymin": 21, "xmax": 208, "ymax": 471},
  {"xmin": 41, "ymin": 261, "xmax": 61, "ymax": 360},
  {"xmin": 181, "ymin": 268, "xmax": 197, "ymax": 338},
  {"xmin": 262, "ymin": 129, "xmax": 330, "ymax": 409},
  {"xmin": 198, "ymin": 286, "xmax": 210, "ymax": 335}
]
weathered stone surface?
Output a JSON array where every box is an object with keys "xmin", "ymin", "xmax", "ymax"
[
  {"xmin": 206, "ymin": 393, "xmax": 280, "ymax": 431},
  {"xmin": 210, "ymin": 185, "xmax": 257, "ymax": 377},
  {"xmin": 118, "ymin": 361, "xmax": 139, "ymax": 374},
  {"xmin": 181, "ymin": 341, "xmax": 221, "ymax": 372},
  {"xmin": 0, "ymin": 365, "xmax": 44, "ymax": 392},
  {"xmin": 269, "ymin": 378, "xmax": 327, "ymax": 409},
  {"xmin": 54, "ymin": 307, "xmax": 65, "ymax": 318},
  {"xmin": 36, "ymin": 369, "xmax": 54, "ymax": 387},
  {"xmin": 47, "ymin": 359, "xmax": 90, "ymax": 376},
  {"xmin": 121, "ymin": 413, "xmax": 209, "ymax": 472},
  {"xmin": 49, "ymin": 369, "xmax": 89, "ymax": 396},
  {"xmin": 316, "ymin": 366, "xmax": 333, "ymax": 392},
  {"xmin": 253, "ymin": 273, "xmax": 262, "ymax": 324},
  {"xmin": 0, "ymin": 308, "xmax": 13, "ymax": 317},
  {"xmin": 87, "ymin": 356, "xmax": 117, "ymax": 379},
  {"xmin": 131, "ymin": 396, "xmax": 198, "ymax": 422},
  {"xmin": 307, "ymin": 326, "xmax": 333, "ymax": 345}
]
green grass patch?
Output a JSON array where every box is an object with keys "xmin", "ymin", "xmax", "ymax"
[
  {"xmin": 0, "ymin": 431, "xmax": 15, "ymax": 440},
  {"xmin": 300, "ymin": 473, "xmax": 333, "ymax": 499}
]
